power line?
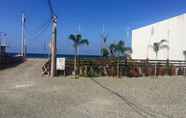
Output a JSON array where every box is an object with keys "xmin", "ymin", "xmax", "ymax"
[
  {"xmin": 25, "ymin": 19, "xmax": 50, "ymax": 36},
  {"xmin": 25, "ymin": 21, "xmax": 50, "ymax": 40},
  {"xmin": 48, "ymin": 0, "xmax": 56, "ymax": 17}
]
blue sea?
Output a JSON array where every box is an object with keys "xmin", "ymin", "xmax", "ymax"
[{"xmin": 8, "ymin": 53, "xmax": 101, "ymax": 60}]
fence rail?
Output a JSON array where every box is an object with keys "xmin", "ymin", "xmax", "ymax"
[{"xmin": 64, "ymin": 58, "xmax": 186, "ymax": 77}]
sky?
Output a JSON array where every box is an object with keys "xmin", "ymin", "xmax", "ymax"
[{"xmin": 1, "ymin": 0, "xmax": 186, "ymax": 55}]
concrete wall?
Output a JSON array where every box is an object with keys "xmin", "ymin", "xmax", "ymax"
[{"xmin": 132, "ymin": 14, "xmax": 186, "ymax": 60}]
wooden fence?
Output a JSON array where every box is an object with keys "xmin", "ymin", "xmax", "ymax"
[{"xmin": 64, "ymin": 58, "xmax": 186, "ymax": 77}]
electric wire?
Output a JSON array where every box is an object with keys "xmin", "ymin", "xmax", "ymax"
[
  {"xmin": 25, "ymin": 18, "xmax": 50, "ymax": 35},
  {"xmin": 25, "ymin": 20, "xmax": 50, "ymax": 41},
  {"xmin": 48, "ymin": 0, "xmax": 56, "ymax": 17}
]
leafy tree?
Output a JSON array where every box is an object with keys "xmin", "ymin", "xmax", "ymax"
[{"xmin": 68, "ymin": 34, "xmax": 89, "ymax": 78}]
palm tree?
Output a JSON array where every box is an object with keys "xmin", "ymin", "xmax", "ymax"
[
  {"xmin": 149, "ymin": 39, "xmax": 169, "ymax": 76},
  {"xmin": 100, "ymin": 47, "xmax": 110, "ymax": 76},
  {"xmin": 109, "ymin": 40, "xmax": 131, "ymax": 78},
  {"xmin": 68, "ymin": 34, "xmax": 89, "ymax": 78},
  {"xmin": 109, "ymin": 43, "xmax": 116, "ymax": 57}
]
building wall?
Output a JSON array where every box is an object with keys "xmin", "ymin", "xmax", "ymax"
[{"xmin": 132, "ymin": 14, "xmax": 186, "ymax": 60}]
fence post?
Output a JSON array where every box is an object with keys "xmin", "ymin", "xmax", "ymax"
[
  {"xmin": 166, "ymin": 59, "xmax": 169, "ymax": 75},
  {"xmin": 124, "ymin": 59, "xmax": 128, "ymax": 76}
]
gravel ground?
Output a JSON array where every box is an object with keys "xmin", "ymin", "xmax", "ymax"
[{"xmin": 0, "ymin": 59, "xmax": 186, "ymax": 118}]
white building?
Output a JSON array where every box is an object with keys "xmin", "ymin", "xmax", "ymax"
[{"xmin": 132, "ymin": 13, "xmax": 186, "ymax": 60}]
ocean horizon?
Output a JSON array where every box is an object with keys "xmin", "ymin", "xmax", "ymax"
[{"xmin": 8, "ymin": 52, "xmax": 101, "ymax": 59}]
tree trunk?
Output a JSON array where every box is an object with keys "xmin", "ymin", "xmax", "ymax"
[
  {"xmin": 117, "ymin": 57, "xmax": 120, "ymax": 78},
  {"xmin": 77, "ymin": 46, "xmax": 80, "ymax": 79},
  {"xmin": 74, "ymin": 47, "xmax": 77, "ymax": 79},
  {"xmin": 155, "ymin": 53, "xmax": 158, "ymax": 77},
  {"xmin": 124, "ymin": 59, "xmax": 128, "ymax": 76},
  {"xmin": 84, "ymin": 66, "xmax": 88, "ymax": 76}
]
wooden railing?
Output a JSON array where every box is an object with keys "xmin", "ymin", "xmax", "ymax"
[{"xmin": 64, "ymin": 58, "xmax": 186, "ymax": 77}]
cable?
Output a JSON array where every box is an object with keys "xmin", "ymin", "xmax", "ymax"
[
  {"xmin": 48, "ymin": 0, "xmax": 56, "ymax": 17},
  {"xmin": 25, "ymin": 18, "xmax": 50, "ymax": 35},
  {"xmin": 25, "ymin": 21, "xmax": 50, "ymax": 40}
]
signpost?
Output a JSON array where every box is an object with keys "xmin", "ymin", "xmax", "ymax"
[{"xmin": 57, "ymin": 58, "xmax": 65, "ymax": 76}]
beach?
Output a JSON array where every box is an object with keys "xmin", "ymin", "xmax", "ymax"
[{"xmin": 0, "ymin": 59, "xmax": 186, "ymax": 118}]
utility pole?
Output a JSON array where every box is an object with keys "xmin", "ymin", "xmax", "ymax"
[
  {"xmin": 50, "ymin": 15, "xmax": 57, "ymax": 77},
  {"xmin": 21, "ymin": 13, "xmax": 26, "ymax": 57},
  {"xmin": 21, "ymin": 13, "xmax": 24, "ymax": 56},
  {"xmin": 48, "ymin": 0, "xmax": 57, "ymax": 77}
]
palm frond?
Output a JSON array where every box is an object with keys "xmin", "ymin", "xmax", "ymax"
[
  {"xmin": 101, "ymin": 48, "xmax": 109, "ymax": 57},
  {"xmin": 109, "ymin": 43, "xmax": 116, "ymax": 50},
  {"xmin": 118, "ymin": 40, "xmax": 125, "ymax": 47},
  {"xmin": 109, "ymin": 40, "xmax": 131, "ymax": 57},
  {"xmin": 68, "ymin": 34, "xmax": 76, "ymax": 41},
  {"xmin": 80, "ymin": 39, "xmax": 89, "ymax": 46},
  {"xmin": 76, "ymin": 34, "xmax": 82, "ymax": 42},
  {"xmin": 109, "ymin": 43, "xmax": 116, "ymax": 56}
]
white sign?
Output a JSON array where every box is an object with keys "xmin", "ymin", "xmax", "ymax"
[{"xmin": 57, "ymin": 58, "xmax": 65, "ymax": 70}]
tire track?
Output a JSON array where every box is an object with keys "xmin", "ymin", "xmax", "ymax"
[{"xmin": 90, "ymin": 78, "xmax": 174, "ymax": 118}]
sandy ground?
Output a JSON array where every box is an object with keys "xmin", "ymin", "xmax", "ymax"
[{"xmin": 0, "ymin": 59, "xmax": 186, "ymax": 118}]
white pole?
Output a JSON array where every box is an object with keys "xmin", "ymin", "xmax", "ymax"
[
  {"xmin": 21, "ymin": 13, "xmax": 25, "ymax": 56},
  {"xmin": 21, "ymin": 13, "xmax": 27, "ymax": 57}
]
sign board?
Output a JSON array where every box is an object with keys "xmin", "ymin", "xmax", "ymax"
[{"xmin": 57, "ymin": 58, "xmax": 65, "ymax": 70}]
